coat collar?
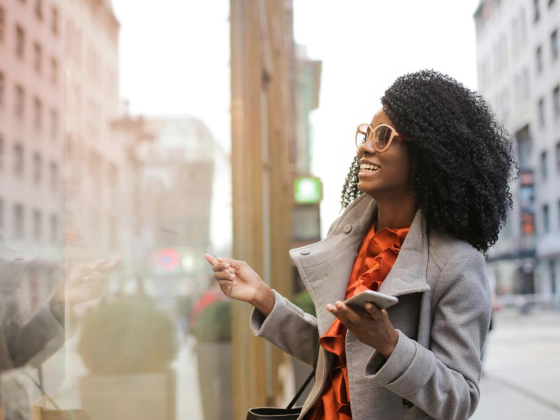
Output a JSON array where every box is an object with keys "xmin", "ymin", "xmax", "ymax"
[{"xmin": 290, "ymin": 194, "xmax": 430, "ymax": 332}]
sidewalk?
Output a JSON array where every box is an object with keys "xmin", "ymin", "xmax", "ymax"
[{"xmin": 472, "ymin": 308, "xmax": 560, "ymax": 420}]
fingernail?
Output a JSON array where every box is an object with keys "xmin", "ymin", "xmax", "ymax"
[
  {"xmin": 229, "ymin": 274, "xmax": 235, "ymax": 279},
  {"xmin": 366, "ymin": 303, "xmax": 372, "ymax": 309},
  {"xmin": 232, "ymin": 281, "xmax": 237, "ymax": 285},
  {"xmin": 225, "ymin": 263, "xmax": 230, "ymax": 269}
]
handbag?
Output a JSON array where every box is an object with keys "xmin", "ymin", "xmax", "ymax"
[{"xmin": 247, "ymin": 369, "xmax": 315, "ymax": 420}]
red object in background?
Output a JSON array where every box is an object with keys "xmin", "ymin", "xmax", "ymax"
[
  {"xmin": 153, "ymin": 248, "xmax": 181, "ymax": 271},
  {"xmin": 190, "ymin": 288, "xmax": 227, "ymax": 328}
]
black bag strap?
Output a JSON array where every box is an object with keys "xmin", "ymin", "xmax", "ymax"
[{"xmin": 286, "ymin": 369, "xmax": 316, "ymax": 409}]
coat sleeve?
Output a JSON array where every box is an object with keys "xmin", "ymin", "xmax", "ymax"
[
  {"xmin": 250, "ymin": 289, "xmax": 320, "ymax": 367},
  {"xmin": 4, "ymin": 294, "xmax": 67, "ymax": 368},
  {"xmin": 364, "ymin": 252, "xmax": 491, "ymax": 420}
]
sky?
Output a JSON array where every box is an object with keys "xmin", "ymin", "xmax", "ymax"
[{"xmin": 112, "ymin": 0, "xmax": 480, "ymax": 237}]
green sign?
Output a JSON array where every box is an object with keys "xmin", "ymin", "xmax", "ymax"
[{"xmin": 294, "ymin": 177, "xmax": 322, "ymax": 204}]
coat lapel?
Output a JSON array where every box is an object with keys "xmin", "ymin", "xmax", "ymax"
[{"xmin": 290, "ymin": 194, "xmax": 430, "ymax": 334}]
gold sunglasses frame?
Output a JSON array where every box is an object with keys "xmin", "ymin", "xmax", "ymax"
[{"xmin": 355, "ymin": 123, "xmax": 402, "ymax": 153}]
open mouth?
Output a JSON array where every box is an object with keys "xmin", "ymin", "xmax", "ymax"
[{"xmin": 359, "ymin": 163, "xmax": 380, "ymax": 174}]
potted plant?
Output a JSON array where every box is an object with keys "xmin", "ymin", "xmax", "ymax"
[
  {"xmin": 78, "ymin": 297, "xmax": 179, "ymax": 420},
  {"xmin": 195, "ymin": 299, "xmax": 233, "ymax": 420}
]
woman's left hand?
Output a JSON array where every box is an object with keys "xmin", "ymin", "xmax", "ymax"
[{"xmin": 327, "ymin": 301, "xmax": 399, "ymax": 359}]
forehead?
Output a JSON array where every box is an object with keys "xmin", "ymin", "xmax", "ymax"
[{"xmin": 369, "ymin": 108, "xmax": 393, "ymax": 126}]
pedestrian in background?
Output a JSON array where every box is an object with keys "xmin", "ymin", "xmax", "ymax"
[{"xmin": 206, "ymin": 70, "xmax": 517, "ymax": 420}]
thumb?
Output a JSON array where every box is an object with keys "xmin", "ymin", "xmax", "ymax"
[{"xmin": 217, "ymin": 257, "xmax": 245, "ymax": 270}]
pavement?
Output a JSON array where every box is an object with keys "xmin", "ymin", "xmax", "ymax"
[{"xmin": 472, "ymin": 308, "xmax": 560, "ymax": 420}]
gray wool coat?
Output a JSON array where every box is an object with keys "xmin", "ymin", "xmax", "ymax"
[{"xmin": 250, "ymin": 193, "xmax": 492, "ymax": 420}]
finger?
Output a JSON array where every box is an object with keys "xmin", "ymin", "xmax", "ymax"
[
  {"xmin": 365, "ymin": 302, "xmax": 383, "ymax": 320},
  {"xmin": 98, "ymin": 255, "xmax": 121, "ymax": 272},
  {"xmin": 215, "ymin": 271, "xmax": 237, "ymax": 281},
  {"xmin": 216, "ymin": 257, "xmax": 245, "ymax": 270},
  {"xmin": 84, "ymin": 272, "xmax": 107, "ymax": 283},
  {"xmin": 328, "ymin": 302, "xmax": 353, "ymax": 327},
  {"xmin": 218, "ymin": 280, "xmax": 236, "ymax": 289},
  {"xmin": 337, "ymin": 302, "xmax": 362, "ymax": 324},
  {"xmin": 212, "ymin": 262, "xmax": 231, "ymax": 272},
  {"xmin": 204, "ymin": 253, "xmax": 218, "ymax": 265}
]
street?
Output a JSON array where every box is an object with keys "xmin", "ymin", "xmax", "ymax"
[{"xmin": 473, "ymin": 308, "xmax": 560, "ymax": 420}]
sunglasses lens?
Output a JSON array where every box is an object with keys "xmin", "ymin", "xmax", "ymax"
[
  {"xmin": 356, "ymin": 124, "xmax": 370, "ymax": 147},
  {"xmin": 374, "ymin": 125, "xmax": 393, "ymax": 150}
]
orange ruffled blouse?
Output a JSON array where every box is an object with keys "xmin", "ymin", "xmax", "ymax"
[{"xmin": 305, "ymin": 222, "xmax": 410, "ymax": 420}]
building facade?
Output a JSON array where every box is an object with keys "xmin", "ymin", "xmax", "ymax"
[
  {"xmin": 0, "ymin": 0, "xmax": 66, "ymax": 313},
  {"xmin": 474, "ymin": 0, "xmax": 560, "ymax": 302}
]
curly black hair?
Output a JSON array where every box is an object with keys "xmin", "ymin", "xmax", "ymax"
[{"xmin": 341, "ymin": 70, "xmax": 518, "ymax": 253}]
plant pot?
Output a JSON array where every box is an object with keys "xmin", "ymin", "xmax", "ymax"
[
  {"xmin": 196, "ymin": 342, "xmax": 233, "ymax": 420},
  {"xmin": 79, "ymin": 370, "xmax": 176, "ymax": 420}
]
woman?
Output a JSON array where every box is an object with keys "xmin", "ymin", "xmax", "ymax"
[{"xmin": 205, "ymin": 70, "xmax": 516, "ymax": 419}]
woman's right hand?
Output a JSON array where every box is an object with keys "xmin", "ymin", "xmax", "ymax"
[{"xmin": 204, "ymin": 254, "xmax": 275, "ymax": 316}]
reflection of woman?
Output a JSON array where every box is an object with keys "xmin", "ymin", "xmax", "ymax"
[
  {"xmin": 0, "ymin": 232, "xmax": 120, "ymax": 374},
  {"xmin": 206, "ymin": 70, "xmax": 517, "ymax": 419}
]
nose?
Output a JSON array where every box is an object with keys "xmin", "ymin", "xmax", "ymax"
[{"xmin": 357, "ymin": 139, "xmax": 376, "ymax": 157}]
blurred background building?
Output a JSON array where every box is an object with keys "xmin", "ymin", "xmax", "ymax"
[
  {"xmin": 0, "ymin": 0, "xmax": 65, "ymax": 314},
  {"xmin": 474, "ymin": 0, "xmax": 560, "ymax": 305}
]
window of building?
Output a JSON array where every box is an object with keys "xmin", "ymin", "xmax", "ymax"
[
  {"xmin": 0, "ymin": 134, "xmax": 3, "ymax": 171},
  {"xmin": 35, "ymin": 0, "xmax": 43, "ymax": 20},
  {"xmin": 536, "ymin": 46, "xmax": 543, "ymax": 72},
  {"xmin": 554, "ymin": 86, "xmax": 560, "ymax": 118},
  {"xmin": 14, "ymin": 204, "xmax": 24, "ymax": 239},
  {"xmin": 558, "ymin": 200, "xmax": 560, "ymax": 231},
  {"xmin": 543, "ymin": 204, "xmax": 550, "ymax": 233},
  {"xmin": 51, "ymin": 6, "xmax": 59, "ymax": 35},
  {"xmin": 550, "ymin": 0, "xmax": 556, "ymax": 7},
  {"xmin": 50, "ymin": 109, "xmax": 58, "ymax": 141},
  {"xmin": 0, "ymin": 6, "xmax": 5, "ymax": 44},
  {"xmin": 552, "ymin": 30, "xmax": 559, "ymax": 60},
  {"xmin": 15, "ymin": 25, "xmax": 25, "ymax": 59},
  {"xmin": 15, "ymin": 85, "xmax": 25, "ymax": 119},
  {"xmin": 541, "ymin": 150, "xmax": 548, "ymax": 179},
  {"xmin": 534, "ymin": 0, "xmax": 541, "ymax": 21},
  {"xmin": 50, "ymin": 161, "xmax": 57, "ymax": 191},
  {"xmin": 33, "ymin": 152, "xmax": 41, "ymax": 185},
  {"xmin": 50, "ymin": 214, "xmax": 58, "ymax": 243},
  {"xmin": 551, "ymin": 259, "xmax": 557, "ymax": 295},
  {"xmin": 14, "ymin": 143, "xmax": 23, "ymax": 177},
  {"xmin": 0, "ymin": 71, "xmax": 4, "ymax": 106},
  {"xmin": 33, "ymin": 97, "xmax": 42, "ymax": 131},
  {"xmin": 556, "ymin": 141, "xmax": 560, "ymax": 172},
  {"xmin": 539, "ymin": 97, "xmax": 546, "ymax": 126},
  {"xmin": 0, "ymin": 198, "xmax": 3, "ymax": 230},
  {"xmin": 33, "ymin": 209, "xmax": 41, "ymax": 241},
  {"xmin": 50, "ymin": 57, "xmax": 58, "ymax": 85},
  {"xmin": 33, "ymin": 42, "xmax": 42, "ymax": 73}
]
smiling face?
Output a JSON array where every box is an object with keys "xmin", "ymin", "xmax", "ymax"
[{"xmin": 357, "ymin": 108, "xmax": 411, "ymax": 201}]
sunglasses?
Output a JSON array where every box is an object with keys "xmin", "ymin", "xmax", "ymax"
[{"xmin": 355, "ymin": 123, "xmax": 403, "ymax": 153}]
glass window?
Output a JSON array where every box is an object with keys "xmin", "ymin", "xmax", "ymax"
[
  {"xmin": 34, "ymin": 42, "xmax": 42, "ymax": 73},
  {"xmin": 13, "ymin": 143, "xmax": 24, "ymax": 177},
  {"xmin": 14, "ymin": 204, "xmax": 24, "ymax": 239},
  {"xmin": 0, "ymin": 134, "xmax": 3, "ymax": 171},
  {"xmin": 33, "ymin": 209, "xmax": 41, "ymax": 240},
  {"xmin": 552, "ymin": 30, "xmax": 559, "ymax": 60},
  {"xmin": 556, "ymin": 142, "xmax": 560, "ymax": 172},
  {"xmin": 51, "ymin": 57, "xmax": 58, "ymax": 85},
  {"xmin": 0, "ymin": 71, "xmax": 4, "ymax": 106},
  {"xmin": 35, "ymin": 0, "xmax": 43, "ymax": 21},
  {"xmin": 0, "ymin": 6, "xmax": 5, "ymax": 44},
  {"xmin": 34, "ymin": 97, "xmax": 42, "ymax": 131},
  {"xmin": 50, "ymin": 162, "xmax": 57, "ymax": 191},
  {"xmin": 536, "ymin": 46, "xmax": 543, "ymax": 72},
  {"xmin": 50, "ymin": 109, "xmax": 58, "ymax": 141},
  {"xmin": 15, "ymin": 25, "xmax": 25, "ymax": 59},
  {"xmin": 15, "ymin": 85, "xmax": 24, "ymax": 119},
  {"xmin": 539, "ymin": 97, "xmax": 546, "ymax": 126},
  {"xmin": 534, "ymin": 0, "xmax": 540, "ymax": 21},
  {"xmin": 543, "ymin": 204, "xmax": 550, "ymax": 233},
  {"xmin": 554, "ymin": 86, "xmax": 560, "ymax": 117},
  {"xmin": 51, "ymin": 6, "xmax": 59, "ymax": 35},
  {"xmin": 33, "ymin": 152, "xmax": 41, "ymax": 185},
  {"xmin": 541, "ymin": 150, "xmax": 548, "ymax": 179},
  {"xmin": 50, "ymin": 214, "xmax": 58, "ymax": 243}
]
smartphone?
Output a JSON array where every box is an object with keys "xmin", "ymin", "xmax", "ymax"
[{"xmin": 344, "ymin": 290, "xmax": 399, "ymax": 316}]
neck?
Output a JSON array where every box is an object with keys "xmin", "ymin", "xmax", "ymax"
[{"xmin": 374, "ymin": 193, "xmax": 418, "ymax": 232}]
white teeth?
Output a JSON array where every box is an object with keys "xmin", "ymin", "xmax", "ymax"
[{"xmin": 359, "ymin": 163, "xmax": 379, "ymax": 172}]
